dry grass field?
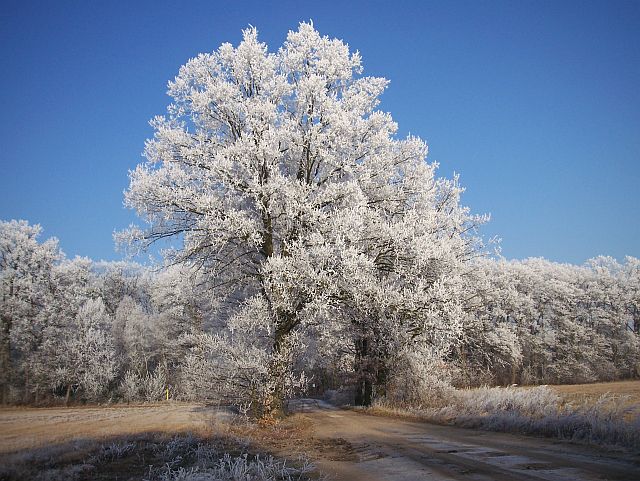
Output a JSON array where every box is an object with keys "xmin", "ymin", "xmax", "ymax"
[
  {"xmin": 0, "ymin": 403, "xmax": 317, "ymax": 481},
  {"xmin": 546, "ymin": 379, "xmax": 640, "ymax": 420},
  {"xmin": 550, "ymin": 379, "xmax": 640, "ymax": 405},
  {"xmin": 0, "ymin": 402, "xmax": 217, "ymax": 454}
]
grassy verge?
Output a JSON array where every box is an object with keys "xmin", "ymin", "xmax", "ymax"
[{"xmin": 368, "ymin": 385, "xmax": 640, "ymax": 451}]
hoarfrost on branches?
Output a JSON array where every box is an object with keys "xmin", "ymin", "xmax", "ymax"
[{"xmin": 121, "ymin": 23, "xmax": 485, "ymax": 412}]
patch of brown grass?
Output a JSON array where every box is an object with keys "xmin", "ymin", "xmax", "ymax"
[
  {"xmin": 223, "ymin": 413, "xmax": 357, "ymax": 463},
  {"xmin": 0, "ymin": 402, "xmax": 213, "ymax": 454},
  {"xmin": 550, "ymin": 380, "xmax": 640, "ymax": 401},
  {"xmin": 548, "ymin": 380, "xmax": 640, "ymax": 416}
]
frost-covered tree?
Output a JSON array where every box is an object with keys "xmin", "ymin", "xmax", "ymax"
[
  {"xmin": 30, "ymin": 256, "xmax": 98, "ymax": 400},
  {"xmin": 623, "ymin": 256, "xmax": 640, "ymax": 334},
  {"xmin": 120, "ymin": 23, "xmax": 485, "ymax": 413},
  {"xmin": 114, "ymin": 296, "xmax": 154, "ymax": 376},
  {"xmin": 95, "ymin": 261, "xmax": 149, "ymax": 315},
  {"xmin": 52, "ymin": 298, "xmax": 116, "ymax": 403},
  {"xmin": 0, "ymin": 220, "xmax": 61, "ymax": 402}
]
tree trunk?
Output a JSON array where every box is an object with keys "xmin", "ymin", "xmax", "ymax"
[
  {"xmin": 354, "ymin": 337, "xmax": 374, "ymax": 406},
  {"xmin": 355, "ymin": 377, "xmax": 373, "ymax": 406},
  {"xmin": 65, "ymin": 384, "xmax": 72, "ymax": 406},
  {"xmin": 0, "ymin": 314, "xmax": 12, "ymax": 404},
  {"xmin": 263, "ymin": 322, "xmax": 290, "ymax": 419},
  {"xmin": 23, "ymin": 365, "xmax": 30, "ymax": 404},
  {"xmin": 265, "ymin": 362, "xmax": 285, "ymax": 418}
]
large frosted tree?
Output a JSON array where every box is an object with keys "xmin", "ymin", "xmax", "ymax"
[{"xmin": 121, "ymin": 23, "xmax": 483, "ymax": 414}]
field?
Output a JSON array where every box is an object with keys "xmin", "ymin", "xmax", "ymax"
[
  {"xmin": 550, "ymin": 379, "xmax": 640, "ymax": 406},
  {"xmin": 1, "ymin": 381, "xmax": 639, "ymax": 480},
  {"xmin": 0, "ymin": 403, "xmax": 216, "ymax": 454},
  {"xmin": 0, "ymin": 403, "xmax": 317, "ymax": 481}
]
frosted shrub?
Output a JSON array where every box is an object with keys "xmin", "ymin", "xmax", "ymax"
[
  {"xmin": 420, "ymin": 386, "xmax": 640, "ymax": 450},
  {"xmin": 121, "ymin": 371, "xmax": 141, "ymax": 402},
  {"xmin": 178, "ymin": 331, "xmax": 307, "ymax": 417},
  {"xmin": 380, "ymin": 348, "xmax": 455, "ymax": 409},
  {"xmin": 120, "ymin": 369, "xmax": 166, "ymax": 402},
  {"xmin": 152, "ymin": 454, "xmax": 315, "ymax": 481},
  {"xmin": 153, "ymin": 434, "xmax": 199, "ymax": 470},
  {"xmin": 95, "ymin": 441, "xmax": 135, "ymax": 462},
  {"xmin": 546, "ymin": 361, "xmax": 597, "ymax": 385},
  {"xmin": 453, "ymin": 385, "xmax": 560, "ymax": 418},
  {"xmin": 550, "ymin": 394, "xmax": 640, "ymax": 448},
  {"xmin": 143, "ymin": 369, "xmax": 167, "ymax": 402},
  {"xmin": 592, "ymin": 361, "xmax": 618, "ymax": 383}
]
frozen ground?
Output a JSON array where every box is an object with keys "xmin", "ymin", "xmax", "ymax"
[{"xmin": 1, "ymin": 399, "xmax": 639, "ymax": 480}]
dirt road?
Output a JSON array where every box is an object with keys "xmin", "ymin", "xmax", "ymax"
[
  {"xmin": 2, "ymin": 401, "xmax": 639, "ymax": 480},
  {"xmin": 291, "ymin": 399, "xmax": 640, "ymax": 481}
]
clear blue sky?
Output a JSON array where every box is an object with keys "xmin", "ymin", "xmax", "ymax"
[{"xmin": 1, "ymin": 0, "xmax": 638, "ymax": 264}]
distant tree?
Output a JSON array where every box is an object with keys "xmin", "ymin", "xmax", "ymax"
[
  {"xmin": 622, "ymin": 256, "xmax": 640, "ymax": 334},
  {"xmin": 95, "ymin": 261, "xmax": 148, "ymax": 315},
  {"xmin": 30, "ymin": 256, "xmax": 98, "ymax": 400},
  {"xmin": 0, "ymin": 220, "xmax": 61, "ymax": 403},
  {"xmin": 52, "ymin": 298, "xmax": 116, "ymax": 403},
  {"xmin": 114, "ymin": 296, "xmax": 153, "ymax": 376}
]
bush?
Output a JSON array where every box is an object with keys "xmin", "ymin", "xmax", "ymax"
[
  {"xmin": 120, "ymin": 371, "xmax": 141, "ymax": 402},
  {"xmin": 120, "ymin": 369, "xmax": 167, "ymax": 402},
  {"xmin": 424, "ymin": 386, "xmax": 640, "ymax": 451},
  {"xmin": 380, "ymin": 348, "xmax": 455, "ymax": 409},
  {"xmin": 143, "ymin": 369, "xmax": 167, "ymax": 402}
]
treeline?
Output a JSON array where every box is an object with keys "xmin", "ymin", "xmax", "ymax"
[
  {"xmin": 456, "ymin": 257, "xmax": 640, "ymax": 387},
  {"xmin": 1, "ymin": 219, "xmax": 638, "ymax": 407},
  {"xmin": 0, "ymin": 220, "xmax": 202, "ymax": 404}
]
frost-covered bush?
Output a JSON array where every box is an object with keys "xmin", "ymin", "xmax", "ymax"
[
  {"xmin": 142, "ymin": 436, "xmax": 316, "ymax": 481},
  {"xmin": 451, "ymin": 385, "xmax": 560, "ymax": 418},
  {"xmin": 554, "ymin": 394, "xmax": 640, "ymax": 448},
  {"xmin": 380, "ymin": 347, "xmax": 455, "ymax": 409},
  {"xmin": 155, "ymin": 454, "xmax": 315, "ymax": 481},
  {"xmin": 143, "ymin": 369, "xmax": 167, "ymax": 402},
  {"xmin": 422, "ymin": 386, "xmax": 640, "ymax": 450},
  {"xmin": 119, "ymin": 369, "xmax": 166, "ymax": 402},
  {"xmin": 178, "ymin": 330, "xmax": 307, "ymax": 417},
  {"xmin": 151, "ymin": 454, "xmax": 315, "ymax": 481},
  {"xmin": 120, "ymin": 371, "xmax": 141, "ymax": 402},
  {"xmin": 95, "ymin": 441, "xmax": 135, "ymax": 462}
]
